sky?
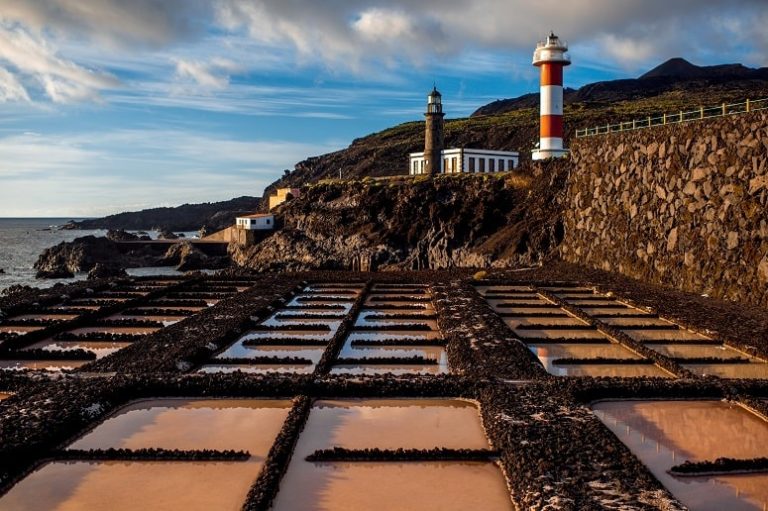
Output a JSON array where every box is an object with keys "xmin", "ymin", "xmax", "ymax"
[{"xmin": 0, "ymin": 1, "xmax": 766, "ymax": 217}]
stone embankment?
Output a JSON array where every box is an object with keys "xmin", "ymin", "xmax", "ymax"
[{"xmin": 562, "ymin": 111, "xmax": 768, "ymax": 307}]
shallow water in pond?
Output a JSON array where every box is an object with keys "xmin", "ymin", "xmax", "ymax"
[
  {"xmin": 622, "ymin": 329, "xmax": 711, "ymax": 342},
  {"xmin": 26, "ymin": 340, "xmax": 131, "ymax": 359},
  {"xmin": 216, "ymin": 342, "xmax": 324, "ymax": 363},
  {"xmin": 69, "ymin": 398, "xmax": 290, "ymax": 452},
  {"xmin": 0, "ymin": 325, "xmax": 44, "ymax": 334},
  {"xmin": 272, "ymin": 399, "xmax": 511, "ymax": 511},
  {"xmin": 683, "ymin": 363, "xmax": 768, "ymax": 379},
  {"xmin": 348, "ymin": 330, "xmax": 442, "ymax": 341},
  {"xmin": 199, "ymin": 363, "xmax": 314, "ymax": 374},
  {"xmin": 515, "ymin": 328, "xmax": 608, "ymax": 340},
  {"xmin": 0, "ymin": 461, "xmax": 262, "ymax": 511},
  {"xmin": 11, "ymin": 313, "xmax": 79, "ymax": 321},
  {"xmin": 108, "ymin": 314, "xmax": 183, "ymax": 326},
  {"xmin": 548, "ymin": 363, "xmax": 672, "ymax": 378},
  {"xmin": 0, "ymin": 360, "xmax": 89, "ymax": 371},
  {"xmin": 272, "ymin": 461, "xmax": 512, "ymax": 511},
  {"xmin": 505, "ymin": 317, "xmax": 583, "ymax": 327},
  {"xmin": 353, "ymin": 317, "xmax": 438, "ymax": 329},
  {"xmin": 68, "ymin": 326, "xmax": 159, "ymax": 336},
  {"xmin": 578, "ymin": 306, "xmax": 649, "ymax": 316},
  {"xmin": 600, "ymin": 317, "xmax": 676, "ymax": 327},
  {"xmin": 593, "ymin": 400, "xmax": 768, "ymax": 511},
  {"xmin": 475, "ymin": 285, "xmax": 533, "ymax": 294},
  {"xmin": 339, "ymin": 343, "xmax": 446, "ymax": 362},
  {"xmin": 529, "ymin": 343, "xmax": 643, "ymax": 372},
  {"xmin": 647, "ymin": 344, "xmax": 747, "ymax": 360},
  {"xmin": 330, "ymin": 364, "xmax": 445, "ymax": 375}
]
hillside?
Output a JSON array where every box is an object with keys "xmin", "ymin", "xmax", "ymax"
[
  {"xmin": 231, "ymin": 163, "xmax": 570, "ymax": 272},
  {"xmin": 64, "ymin": 196, "xmax": 261, "ymax": 232},
  {"xmin": 269, "ymin": 58, "xmax": 768, "ymax": 191}
]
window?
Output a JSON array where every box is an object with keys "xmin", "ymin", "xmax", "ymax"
[
  {"xmin": 469, "ymin": 157, "xmax": 475, "ymax": 172},
  {"xmin": 499, "ymin": 159, "xmax": 505, "ymax": 172},
  {"xmin": 479, "ymin": 158, "xmax": 485, "ymax": 172},
  {"xmin": 451, "ymin": 157, "xmax": 457, "ymax": 172},
  {"xmin": 443, "ymin": 158, "xmax": 449, "ymax": 173},
  {"xmin": 508, "ymin": 159, "xmax": 515, "ymax": 169},
  {"xmin": 266, "ymin": 219, "xmax": 271, "ymax": 225},
  {"xmin": 489, "ymin": 159, "xmax": 495, "ymax": 172}
]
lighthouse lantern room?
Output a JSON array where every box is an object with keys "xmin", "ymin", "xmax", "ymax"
[{"xmin": 532, "ymin": 32, "xmax": 571, "ymax": 160}]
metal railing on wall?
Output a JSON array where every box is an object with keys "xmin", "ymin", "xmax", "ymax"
[{"xmin": 575, "ymin": 98, "xmax": 768, "ymax": 138}]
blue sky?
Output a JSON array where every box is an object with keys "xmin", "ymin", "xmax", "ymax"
[{"xmin": 0, "ymin": 0, "xmax": 766, "ymax": 217}]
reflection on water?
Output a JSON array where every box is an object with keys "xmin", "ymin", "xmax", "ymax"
[
  {"xmin": 272, "ymin": 399, "xmax": 512, "ymax": 511},
  {"xmin": 199, "ymin": 364, "xmax": 314, "ymax": 374},
  {"xmin": 622, "ymin": 329, "xmax": 709, "ymax": 342},
  {"xmin": 529, "ymin": 343, "xmax": 643, "ymax": 375},
  {"xmin": 549, "ymin": 363, "xmax": 672, "ymax": 378},
  {"xmin": 515, "ymin": 328, "xmax": 608, "ymax": 340},
  {"xmin": 0, "ymin": 360, "xmax": 89, "ymax": 371},
  {"xmin": 0, "ymin": 461, "xmax": 261, "ymax": 511},
  {"xmin": 593, "ymin": 400, "xmax": 768, "ymax": 511},
  {"xmin": 216, "ymin": 342, "xmax": 324, "ymax": 363},
  {"xmin": 25, "ymin": 340, "xmax": 131, "ymax": 359},
  {"xmin": 647, "ymin": 344, "xmax": 746, "ymax": 360},
  {"xmin": 683, "ymin": 363, "xmax": 768, "ymax": 379},
  {"xmin": 330, "ymin": 364, "xmax": 445, "ymax": 376},
  {"xmin": 273, "ymin": 462, "xmax": 512, "ymax": 511},
  {"xmin": 0, "ymin": 399, "xmax": 291, "ymax": 511},
  {"xmin": 69, "ymin": 398, "xmax": 291, "ymax": 453}
]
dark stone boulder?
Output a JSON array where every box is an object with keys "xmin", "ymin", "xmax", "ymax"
[
  {"xmin": 87, "ymin": 263, "xmax": 129, "ymax": 280},
  {"xmin": 162, "ymin": 241, "xmax": 230, "ymax": 271},
  {"xmin": 36, "ymin": 268, "xmax": 75, "ymax": 279},
  {"xmin": 105, "ymin": 229, "xmax": 140, "ymax": 242},
  {"xmin": 157, "ymin": 229, "xmax": 179, "ymax": 240}
]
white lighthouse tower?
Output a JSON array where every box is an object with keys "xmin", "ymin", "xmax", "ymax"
[{"xmin": 532, "ymin": 32, "xmax": 571, "ymax": 160}]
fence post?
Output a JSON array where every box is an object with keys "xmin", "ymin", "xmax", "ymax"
[
  {"xmin": 663, "ymin": 113, "xmax": 666, "ymax": 125},
  {"xmin": 746, "ymin": 99, "xmax": 751, "ymax": 113},
  {"xmin": 647, "ymin": 116, "xmax": 651, "ymax": 127},
  {"xmin": 679, "ymin": 110, "xmax": 683, "ymax": 122},
  {"xmin": 722, "ymin": 103, "xmax": 726, "ymax": 116},
  {"xmin": 700, "ymin": 106, "xmax": 704, "ymax": 119},
  {"xmin": 632, "ymin": 119, "xmax": 636, "ymax": 129}
]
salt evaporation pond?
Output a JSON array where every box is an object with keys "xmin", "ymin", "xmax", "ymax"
[
  {"xmin": 593, "ymin": 400, "xmax": 768, "ymax": 511},
  {"xmin": 271, "ymin": 399, "xmax": 512, "ymax": 511},
  {"xmin": 0, "ymin": 398, "xmax": 291, "ymax": 511}
]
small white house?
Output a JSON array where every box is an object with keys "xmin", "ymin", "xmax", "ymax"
[
  {"xmin": 409, "ymin": 148, "xmax": 519, "ymax": 175},
  {"xmin": 236, "ymin": 213, "xmax": 275, "ymax": 230}
]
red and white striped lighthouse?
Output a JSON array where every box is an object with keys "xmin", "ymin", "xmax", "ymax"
[{"xmin": 532, "ymin": 32, "xmax": 570, "ymax": 160}]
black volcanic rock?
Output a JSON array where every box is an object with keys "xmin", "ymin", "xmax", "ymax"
[
  {"xmin": 34, "ymin": 236, "xmax": 162, "ymax": 278},
  {"xmin": 87, "ymin": 263, "xmax": 128, "ymax": 280},
  {"xmin": 105, "ymin": 229, "xmax": 140, "ymax": 242},
  {"xmin": 161, "ymin": 241, "xmax": 230, "ymax": 271},
  {"xmin": 156, "ymin": 229, "xmax": 179, "ymax": 240}
]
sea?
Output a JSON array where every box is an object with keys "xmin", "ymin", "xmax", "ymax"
[{"xmin": 0, "ymin": 218, "xmax": 196, "ymax": 293}]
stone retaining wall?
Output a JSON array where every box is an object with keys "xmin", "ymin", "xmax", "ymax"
[{"xmin": 560, "ymin": 111, "xmax": 768, "ymax": 307}]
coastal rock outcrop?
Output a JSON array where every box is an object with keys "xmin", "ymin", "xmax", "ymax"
[
  {"xmin": 162, "ymin": 241, "xmax": 230, "ymax": 271},
  {"xmin": 231, "ymin": 165, "xmax": 569, "ymax": 272},
  {"xmin": 34, "ymin": 236, "xmax": 157, "ymax": 279},
  {"xmin": 87, "ymin": 263, "xmax": 129, "ymax": 280}
]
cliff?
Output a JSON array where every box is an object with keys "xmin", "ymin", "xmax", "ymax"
[{"xmin": 231, "ymin": 165, "xmax": 569, "ymax": 272}]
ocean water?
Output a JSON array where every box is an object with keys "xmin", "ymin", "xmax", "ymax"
[{"xmin": 0, "ymin": 218, "xmax": 196, "ymax": 292}]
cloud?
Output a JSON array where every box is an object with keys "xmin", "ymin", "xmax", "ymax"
[
  {"xmin": 213, "ymin": 0, "xmax": 768, "ymax": 72},
  {"xmin": 0, "ymin": 66, "xmax": 29, "ymax": 101},
  {"xmin": 0, "ymin": 0, "xmax": 211, "ymax": 47},
  {"xmin": 0, "ymin": 22, "xmax": 119, "ymax": 102},
  {"xmin": 174, "ymin": 57, "xmax": 241, "ymax": 90}
]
